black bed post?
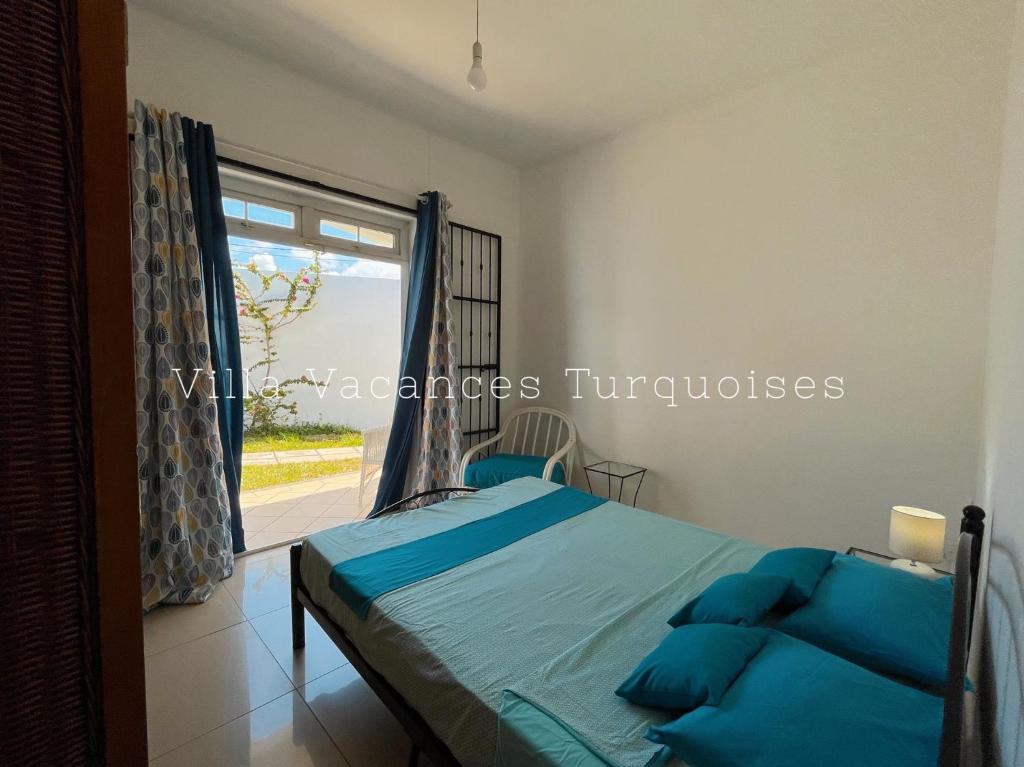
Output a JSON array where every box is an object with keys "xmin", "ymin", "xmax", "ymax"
[
  {"xmin": 290, "ymin": 544, "xmax": 306, "ymax": 649},
  {"xmin": 960, "ymin": 505, "xmax": 985, "ymax": 644}
]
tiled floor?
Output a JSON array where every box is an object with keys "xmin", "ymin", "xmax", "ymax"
[
  {"xmin": 144, "ymin": 543, "xmax": 411, "ymax": 766},
  {"xmin": 241, "ymin": 471, "xmax": 379, "ymax": 552}
]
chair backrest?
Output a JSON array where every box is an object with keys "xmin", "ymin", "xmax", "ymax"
[
  {"xmin": 361, "ymin": 422, "xmax": 391, "ymax": 468},
  {"xmin": 499, "ymin": 407, "xmax": 576, "ymax": 460}
]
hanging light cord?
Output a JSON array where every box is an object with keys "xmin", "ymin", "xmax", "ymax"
[{"xmin": 475, "ymin": 0, "xmax": 480, "ymax": 43}]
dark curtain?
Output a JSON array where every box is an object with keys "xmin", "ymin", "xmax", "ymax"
[
  {"xmin": 181, "ymin": 118, "xmax": 246, "ymax": 553},
  {"xmin": 372, "ymin": 192, "xmax": 441, "ymax": 513}
]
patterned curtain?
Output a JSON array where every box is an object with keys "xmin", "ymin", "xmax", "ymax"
[
  {"xmin": 412, "ymin": 196, "xmax": 462, "ymax": 494},
  {"xmin": 131, "ymin": 101, "xmax": 233, "ymax": 610}
]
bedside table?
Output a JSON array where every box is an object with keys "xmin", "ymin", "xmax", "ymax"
[
  {"xmin": 846, "ymin": 547, "xmax": 952, "ymax": 576},
  {"xmin": 584, "ymin": 461, "xmax": 647, "ymax": 506}
]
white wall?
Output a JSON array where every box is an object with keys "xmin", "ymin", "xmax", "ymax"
[
  {"xmin": 519, "ymin": 5, "xmax": 1016, "ymax": 556},
  {"xmin": 237, "ymin": 272, "xmax": 402, "ymax": 430},
  {"xmin": 126, "ymin": 3, "xmax": 522, "ymax": 384},
  {"xmin": 977, "ymin": 1, "xmax": 1024, "ymax": 762}
]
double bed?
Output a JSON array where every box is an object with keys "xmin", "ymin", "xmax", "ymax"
[{"xmin": 290, "ymin": 476, "xmax": 982, "ymax": 767}]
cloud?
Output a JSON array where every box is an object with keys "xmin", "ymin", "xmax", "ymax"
[
  {"xmin": 252, "ymin": 253, "xmax": 278, "ymax": 271},
  {"xmin": 321, "ymin": 253, "xmax": 400, "ymax": 279}
]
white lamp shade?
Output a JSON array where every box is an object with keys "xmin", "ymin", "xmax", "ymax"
[{"xmin": 889, "ymin": 506, "xmax": 946, "ymax": 564}]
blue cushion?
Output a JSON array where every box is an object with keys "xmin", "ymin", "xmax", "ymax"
[
  {"xmin": 667, "ymin": 573, "xmax": 791, "ymax": 628},
  {"xmin": 775, "ymin": 554, "xmax": 952, "ymax": 687},
  {"xmin": 463, "ymin": 453, "xmax": 565, "ymax": 489},
  {"xmin": 616, "ymin": 625, "xmax": 768, "ymax": 710},
  {"xmin": 750, "ymin": 547, "xmax": 836, "ymax": 607},
  {"xmin": 647, "ymin": 632, "xmax": 943, "ymax": 767}
]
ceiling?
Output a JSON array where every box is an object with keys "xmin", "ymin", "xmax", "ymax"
[{"xmin": 131, "ymin": 0, "xmax": 966, "ymax": 167}]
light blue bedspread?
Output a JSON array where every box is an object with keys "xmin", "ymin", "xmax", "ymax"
[
  {"xmin": 331, "ymin": 486, "xmax": 605, "ymax": 617},
  {"xmin": 300, "ymin": 478, "xmax": 766, "ymax": 767}
]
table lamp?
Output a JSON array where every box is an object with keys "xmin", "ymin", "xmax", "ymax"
[{"xmin": 889, "ymin": 506, "xmax": 946, "ymax": 578}]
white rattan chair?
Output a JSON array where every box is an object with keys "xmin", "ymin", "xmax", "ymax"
[{"xmin": 459, "ymin": 407, "xmax": 578, "ymax": 486}]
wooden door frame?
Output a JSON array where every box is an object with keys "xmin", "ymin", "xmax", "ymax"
[{"xmin": 79, "ymin": 1, "xmax": 148, "ymax": 764}]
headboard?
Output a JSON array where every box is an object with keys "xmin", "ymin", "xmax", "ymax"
[{"xmin": 939, "ymin": 505, "xmax": 986, "ymax": 767}]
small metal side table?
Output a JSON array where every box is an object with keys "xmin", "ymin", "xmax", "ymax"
[
  {"xmin": 584, "ymin": 461, "xmax": 647, "ymax": 506},
  {"xmin": 846, "ymin": 547, "xmax": 952, "ymax": 576}
]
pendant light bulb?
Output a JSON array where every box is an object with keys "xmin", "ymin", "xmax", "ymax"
[
  {"xmin": 467, "ymin": 40, "xmax": 487, "ymax": 91},
  {"xmin": 467, "ymin": 0, "xmax": 487, "ymax": 91}
]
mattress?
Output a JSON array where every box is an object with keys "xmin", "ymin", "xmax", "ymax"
[{"xmin": 299, "ymin": 477, "xmax": 766, "ymax": 767}]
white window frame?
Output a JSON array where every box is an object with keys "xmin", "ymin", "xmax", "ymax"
[
  {"xmin": 219, "ymin": 172, "xmax": 411, "ymax": 267},
  {"xmin": 220, "ymin": 190, "xmax": 300, "ymax": 239},
  {"xmin": 218, "ymin": 167, "xmax": 414, "ymax": 337},
  {"xmin": 302, "ymin": 208, "xmax": 402, "ymax": 261}
]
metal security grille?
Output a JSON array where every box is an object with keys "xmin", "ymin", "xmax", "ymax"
[{"xmin": 450, "ymin": 222, "xmax": 501, "ymax": 453}]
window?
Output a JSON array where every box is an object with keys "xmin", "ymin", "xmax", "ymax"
[
  {"xmin": 219, "ymin": 181, "xmax": 405, "ymax": 262},
  {"xmin": 308, "ymin": 211, "xmax": 399, "ymax": 257},
  {"xmin": 221, "ymin": 194, "xmax": 297, "ymax": 231}
]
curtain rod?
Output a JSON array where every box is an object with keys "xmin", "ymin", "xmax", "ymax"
[
  {"xmin": 217, "ymin": 156, "xmax": 420, "ymax": 216},
  {"xmin": 127, "ymin": 112, "xmax": 419, "ymax": 216},
  {"xmin": 216, "ymin": 155, "xmax": 419, "ymax": 215}
]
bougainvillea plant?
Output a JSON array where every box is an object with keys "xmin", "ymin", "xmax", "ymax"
[{"xmin": 234, "ymin": 253, "xmax": 324, "ymax": 431}]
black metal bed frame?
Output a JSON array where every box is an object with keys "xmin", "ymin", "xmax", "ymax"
[{"xmin": 290, "ymin": 500, "xmax": 986, "ymax": 767}]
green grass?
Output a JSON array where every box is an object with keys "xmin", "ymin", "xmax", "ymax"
[
  {"xmin": 243, "ymin": 422, "xmax": 363, "ymax": 453},
  {"xmin": 240, "ymin": 458, "xmax": 362, "ymax": 490}
]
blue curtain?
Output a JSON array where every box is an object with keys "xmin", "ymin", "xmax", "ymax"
[
  {"xmin": 373, "ymin": 192, "xmax": 441, "ymax": 513},
  {"xmin": 181, "ymin": 118, "xmax": 246, "ymax": 553}
]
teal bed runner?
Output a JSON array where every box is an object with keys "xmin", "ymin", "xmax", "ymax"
[{"xmin": 330, "ymin": 486, "xmax": 607, "ymax": 618}]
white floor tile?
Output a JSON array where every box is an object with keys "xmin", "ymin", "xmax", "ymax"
[
  {"xmin": 300, "ymin": 666, "xmax": 411, "ymax": 767},
  {"xmin": 150, "ymin": 692, "xmax": 348, "ymax": 767},
  {"xmin": 223, "ymin": 548, "xmax": 295, "ymax": 619},
  {"xmin": 251, "ymin": 606, "xmax": 349, "ymax": 687},
  {"xmin": 143, "ymin": 585, "xmax": 245, "ymax": 657},
  {"xmin": 145, "ymin": 623, "xmax": 293, "ymax": 758}
]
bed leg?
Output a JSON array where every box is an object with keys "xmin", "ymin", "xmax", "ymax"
[
  {"xmin": 407, "ymin": 744, "xmax": 420, "ymax": 767},
  {"xmin": 290, "ymin": 544, "xmax": 306, "ymax": 650}
]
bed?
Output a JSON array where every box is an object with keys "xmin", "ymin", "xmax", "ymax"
[{"xmin": 289, "ymin": 477, "xmax": 983, "ymax": 767}]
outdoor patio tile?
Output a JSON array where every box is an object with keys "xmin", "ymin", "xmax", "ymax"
[
  {"xmin": 278, "ymin": 503, "xmax": 325, "ymax": 518},
  {"xmin": 304, "ymin": 517, "xmax": 357, "ymax": 534},
  {"xmin": 262, "ymin": 516, "xmax": 318, "ymax": 534},
  {"xmin": 300, "ymin": 489, "xmax": 353, "ymax": 506},
  {"xmin": 241, "ymin": 516, "xmax": 274, "ymax": 535},
  {"xmin": 244, "ymin": 501, "xmax": 300, "ymax": 517},
  {"xmin": 324, "ymin": 500, "xmax": 361, "ymax": 515}
]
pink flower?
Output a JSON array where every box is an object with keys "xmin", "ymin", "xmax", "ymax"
[
  {"xmin": 301, "ymin": 276, "xmax": 310, "ymax": 285},
  {"xmin": 239, "ymin": 307, "xmax": 248, "ymax": 316}
]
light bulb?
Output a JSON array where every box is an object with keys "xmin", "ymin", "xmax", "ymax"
[{"xmin": 467, "ymin": 40, "xmax": 487, "ymax": 91}]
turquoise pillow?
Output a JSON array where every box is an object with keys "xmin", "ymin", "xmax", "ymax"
[
  {"xmin": 616, "ymin": 625, "xmax": 768, "ymax": 710},
  {"xmin": 749, "ymin": 547, "xmax": 836, "ymax": 607},
  {"xmin": 667, "ymin": 573, "xmax": 791, "ymax": 628},
  {"xmin": 463, "ymin": 453, "xmax": 566, "ymax": 489},
  {"xmin": 647, "ymin": 633, "xmax": 943, "ymax": 767},
  {"xmin": 775, "ymin": 554, "xmax": 953, "ymax": 688}
]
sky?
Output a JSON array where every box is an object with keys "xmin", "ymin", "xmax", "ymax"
[{"xmin": 227, "ymin": 235, "xmax": 400, "ymax": 279}]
